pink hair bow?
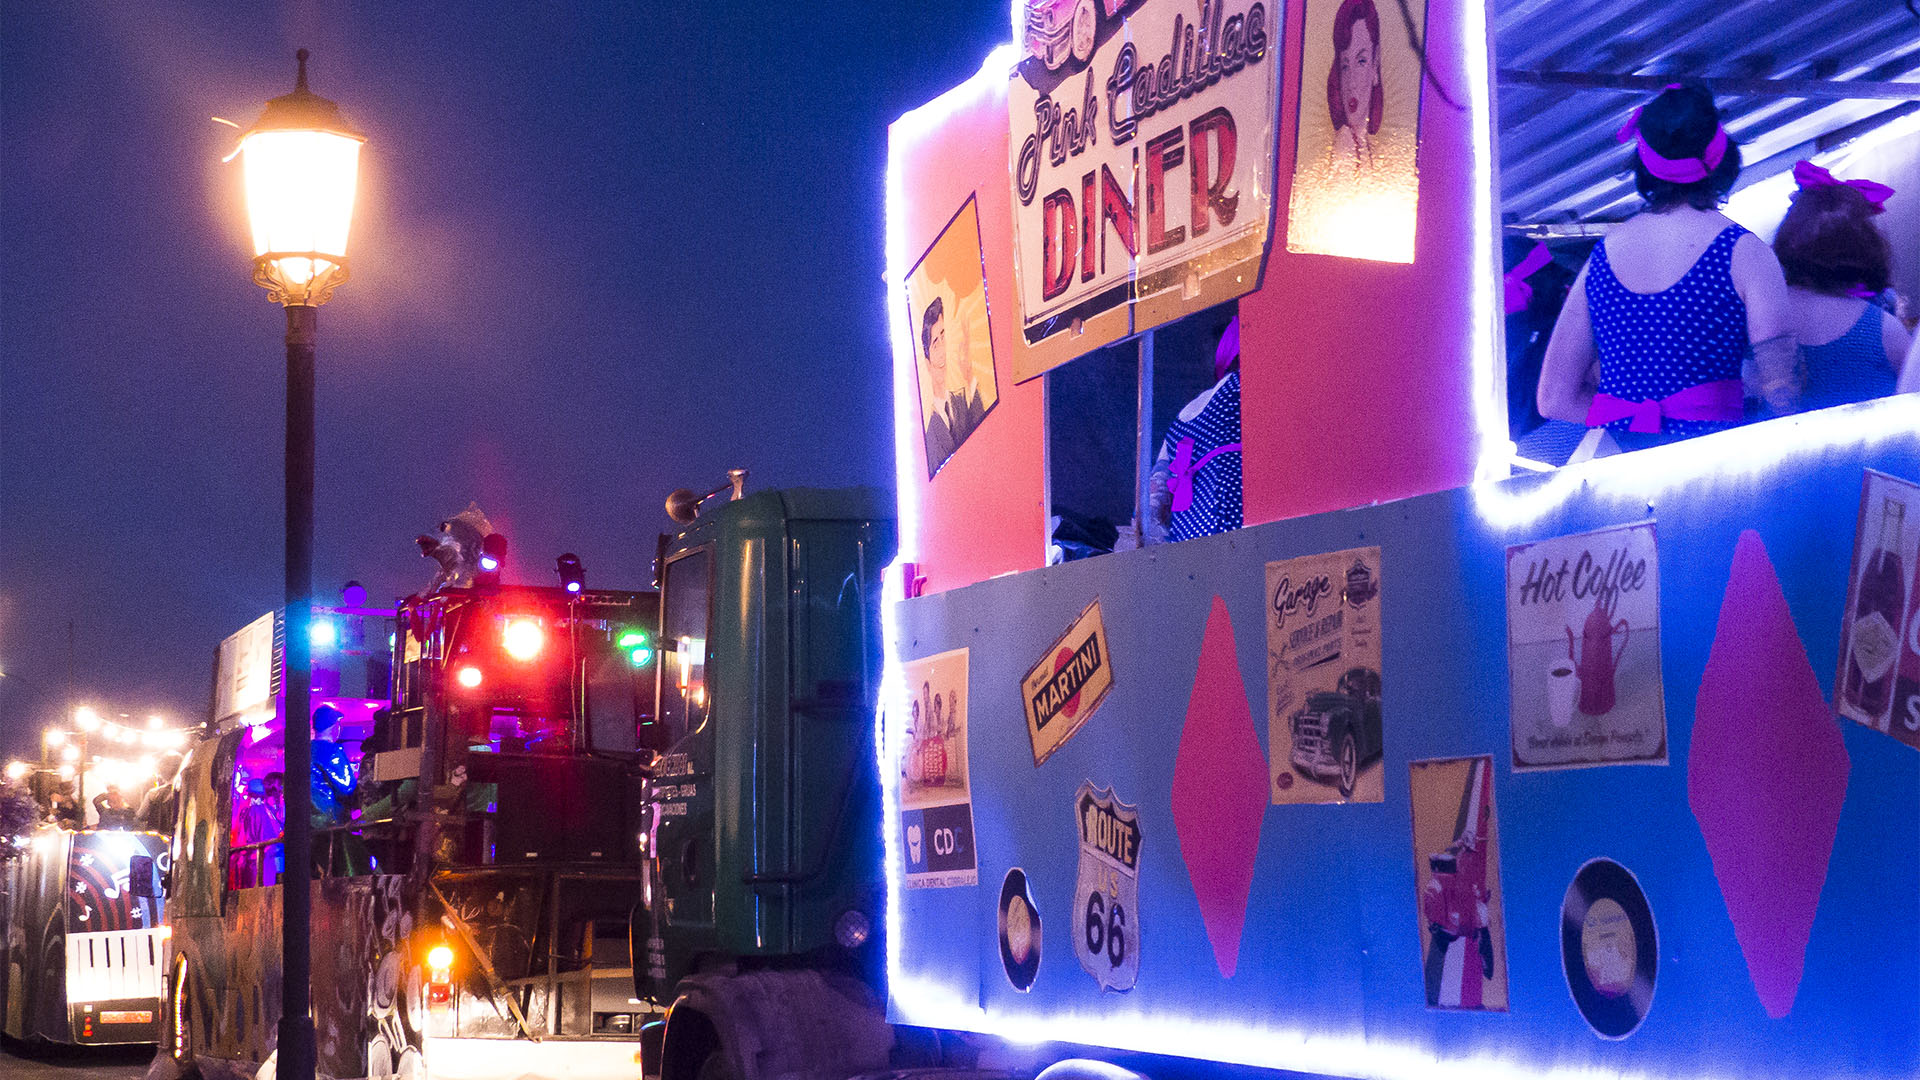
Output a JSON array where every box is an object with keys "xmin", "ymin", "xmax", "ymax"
[
  {"xmin": 1792, "ymin": 160, "xmax": 1893, "ymax": 213},
  {"xmin": 1616, "ymin": 85, "xmax": 1727, "ymax": 184},
  {"xmin": 1503, "ymin": 242, "xmax": 1554, "ymax": 314}
]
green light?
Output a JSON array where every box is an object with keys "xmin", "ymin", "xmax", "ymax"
[
  {"xmin": 628, "ymin": 647, "xmax": 653, "ymax": 668},
  {"xmin": 617, "ymin": 630, "xmax": 649, "ymax": 649}
]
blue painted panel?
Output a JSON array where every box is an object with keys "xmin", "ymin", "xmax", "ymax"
[{"xmin": 886, "ymin": 401, "xmax": 1920, "ymax": 1079}]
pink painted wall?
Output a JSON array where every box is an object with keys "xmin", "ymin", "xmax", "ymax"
[
  {"xmin": 889, "ymin": 73, "xmax": 1049, "ymax": 597},
  {"xmin": 1238, "ymin": 0, "xmax": 1481, "ymax": 526}
]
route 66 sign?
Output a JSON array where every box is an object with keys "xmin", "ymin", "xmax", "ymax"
[{"xmin": 1073, "ymin": 782, "xmax": 1141, "ymax": 991}]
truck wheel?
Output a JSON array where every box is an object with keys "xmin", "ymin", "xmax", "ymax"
[
  {"xmin": 1071, "ymin": 0, "xmax": 1098, "ymax": 63},
  {"xmin": 1338, "ymin": 732, "xmax": 1358, "ymax": 798}
]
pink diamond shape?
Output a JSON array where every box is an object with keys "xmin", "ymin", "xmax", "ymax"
[
  {"xmin": 1172, "ymin": 595, "xmax": 1269, "ymax": 978},
  {"xmin": 1690, "ymin": 529, "xmax": 1849, "ymax": 1019}
]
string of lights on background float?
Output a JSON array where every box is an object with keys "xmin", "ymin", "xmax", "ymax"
[{"xmin": 5, "ymin": 705, "xmax": 194, "ymax": 811}]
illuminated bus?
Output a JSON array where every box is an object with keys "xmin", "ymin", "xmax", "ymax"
[
  {"xmin": 163, "ymin": 586, "xmax": 659, "ymax": 1080},
  {"xmin": 0, "ymin": 826, "xmax": 169, "ymax": 1046}
]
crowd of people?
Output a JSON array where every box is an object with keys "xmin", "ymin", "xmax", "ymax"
[{"xmin": 1525, "ymin": 82, "xmax": 1913, "ymax": 464}]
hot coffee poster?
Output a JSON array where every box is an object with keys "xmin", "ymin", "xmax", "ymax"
[
  {"xmin": 1409, "ymin": 756, "xmax": 1508, "ymax": 1012},
  {"xmin": 1266, "ymin": 545, "xmax": 1385, "ymax": 804},
  {"xmin": 1505, "ymin": 522, "xmax": 1668, "ymax": 771},
  {"xmin": 899, "ymin": 648, "xmax": 979, "ymax": 888},
  {"xmin": 1836, "ymin": 470, "xmax": 1920, "ymax": 749}
]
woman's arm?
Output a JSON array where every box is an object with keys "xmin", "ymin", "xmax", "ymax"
[
  {"xmin": 1730, "ymin": 234, "xmax": 1800, "ymax": 413},
  {"xmin": 1881, "ymin": 308, "xmax": 1914, "ymax": 375},
  {"xmin": 1536, "ymin": 263, "xmax": 1598, "ymax": 423},
  {"xmin": 1900, "ymin": 332, "xmax": 1920, "ymax": 395}
]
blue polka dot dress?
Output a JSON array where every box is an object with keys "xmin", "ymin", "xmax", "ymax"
[
  {"xmin": 1164, "ymin": 371, "xmax": 1242, "ymax": 541},
  {"xmin": 1802, "ymin": 303, "xmax": 1896, "ymax": 411},
  {"xmin": 1587, "ymin": 224, "xmax": 1752, "ymax": 445}
]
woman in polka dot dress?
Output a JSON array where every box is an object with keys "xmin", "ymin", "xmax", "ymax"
[
  {"xmin": 1537, "ymin": 82, "xmax": 1797, "ymax": 452},
  {"xmin": 1147, "ymin": 316, "xmax": 1243, "ymax": 542}
]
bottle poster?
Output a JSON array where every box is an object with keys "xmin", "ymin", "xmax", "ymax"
[
  {"xmin": 1409, "ymin": 756, "xmax": 1507, "ymax": 1011},
  {"xmin": 1505, "ymin": 522, "xmax": 1668, "ymax": 771},
  {"xmin": 1836, "ymin": 469, "xmax": 1920, "ymax": 749},
  {"xmin": 1266, "ymin": 545, "xmax": 1385, "ymax": 804},
  {"xmin": 899, "ymin": 648, "xmax": 979, "ymax": 888}
]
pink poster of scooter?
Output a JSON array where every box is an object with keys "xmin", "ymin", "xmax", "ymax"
[{"xmin": 1506, "ymin": 521, "xmax": 1669, "ymax": 770}]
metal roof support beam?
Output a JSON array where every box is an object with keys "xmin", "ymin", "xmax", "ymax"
[{"xmin": 1499, "ymin": 70, "xmax": 1920, "ymax": 100}]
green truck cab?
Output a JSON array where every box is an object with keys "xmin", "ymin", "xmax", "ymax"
[{"xmin": 636, "ymin": 485, "xmax": 897, "ymax": 1080}]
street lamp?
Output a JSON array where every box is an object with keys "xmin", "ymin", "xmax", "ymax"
[{"xmin": 231, "ymin": 47, "xmax": 364, "ymax": 1080}]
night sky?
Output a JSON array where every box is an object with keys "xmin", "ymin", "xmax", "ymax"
[{"xmin": 0, "ymin": 2, "xmax": 1009, "ymax": 758}]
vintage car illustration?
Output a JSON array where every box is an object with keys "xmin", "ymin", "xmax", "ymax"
[
  {"xmin": 1023, "ymin": 0, "xmax": 1139, "ymax": 70},
  {"xmin": 1288, "ymin": 666, "xmax": 1384, "ymax": 796}
]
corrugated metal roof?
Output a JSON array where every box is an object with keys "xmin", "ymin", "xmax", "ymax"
[{"xmin": 1495, "ymin": 0, "xmax": 1920, "ymax": 225}]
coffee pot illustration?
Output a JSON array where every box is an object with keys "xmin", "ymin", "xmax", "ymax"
[{"xmin": 1565, "ymin": 597, "xmax": 1629, "ymax": 715}]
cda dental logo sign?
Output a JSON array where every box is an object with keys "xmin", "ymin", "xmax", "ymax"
[
  {"xmin": 900, "ymin": 647, "xmax": 979, "ymax": 889},
  {"xmin": 1072, "ymin": 782, "xmax": 1142, "ymax": 991},
  {"xmin": 1007, "ymin": 0, "xmax": 1280, "ymax": 380}
]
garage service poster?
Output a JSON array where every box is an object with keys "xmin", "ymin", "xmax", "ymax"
[{"xmin": 1266, "ymin": 546, "xmax": 1384, "ymax": 804}]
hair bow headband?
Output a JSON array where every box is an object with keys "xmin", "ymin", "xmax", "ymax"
[
  {"xmin": 1792, "ymin": 160, "xmax": 1893, "ymax": 214},
  {"xmin": 1503, "ymin": 242, "xmax": 1553, "ymax": 314},
  {"xmin": 1616, "ymin": 85, "xmax": 1728, "ymax": 185}
]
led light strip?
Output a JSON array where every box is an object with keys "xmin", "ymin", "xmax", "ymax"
[{"xmin": 1473, "ymin": 394, "xmax": 1920, "ymax": 532}]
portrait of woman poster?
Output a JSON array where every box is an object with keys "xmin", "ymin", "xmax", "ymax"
[{"xmin": 1285, "ymin": 0, "xmax": 1430, "ymax": 263}]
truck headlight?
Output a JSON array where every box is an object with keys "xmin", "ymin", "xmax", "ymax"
[{"xmin": 834, "ymin": 908, "xmax": 871, "ymax": 950}]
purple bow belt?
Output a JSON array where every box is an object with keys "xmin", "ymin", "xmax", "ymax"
[
  {"xmin": 1586, "ymin": 379, "xmax": 1743, "ymax": 434},
  {"xmin": 1169, "ymin": 437, "xmax": 1244, "ymax": 513}
]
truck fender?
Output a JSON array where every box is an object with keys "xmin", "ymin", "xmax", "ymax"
[{"xmin": 662, "ymin": 970, "xmax": 891, "ymax": 1080}]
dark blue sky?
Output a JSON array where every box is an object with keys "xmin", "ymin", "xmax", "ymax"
[{"xmin": 0, "ymin": 2, "xmax": 1008, "ymax": 757}]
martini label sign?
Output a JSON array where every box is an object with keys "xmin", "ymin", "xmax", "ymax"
[
  {"xmin": 1073, "ymin": 782, "xmax": 1142, "ymax": 991},
  {"xmin": 1008, "ymin": 0, "xmax": 1280, "ymax": 381},
  {"xmin": 1021, "ymin": 598, "xmax": 1116, "ymax": 765}
]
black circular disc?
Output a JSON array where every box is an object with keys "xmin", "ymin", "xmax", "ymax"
[
  {"xmin": 1561, "ymin": 858, "xmax": 1658, "ymax": 1039},
  {"xmin": 999, "ymin": 867, "xmax": 1041, "ymax": 992}
]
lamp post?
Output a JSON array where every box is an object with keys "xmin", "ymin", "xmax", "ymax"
[{"xmin": 232, "ymin": 48, "xmax": 364, "ymax": 1080}]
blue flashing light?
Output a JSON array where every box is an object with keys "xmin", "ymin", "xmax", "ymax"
[
  {"xmin": 478, "ymin": 555, "xmax": 501, "ymax": 572},
  {"xmin": 310, "ymin": 619, "xmax": 337, "ymax": 649}
]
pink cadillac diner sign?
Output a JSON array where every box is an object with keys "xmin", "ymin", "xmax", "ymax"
[{"xmin": 1008, "ymin": 0, "xmax": 1280, "ymax": 381}]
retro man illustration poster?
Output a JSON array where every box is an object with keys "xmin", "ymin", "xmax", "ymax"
[
  {"xmin": 899, "ymin": 648, "xmax": 978, "ymax": 888},
  {"xmin": 904, "ymin": 195, "xmax": 1000, "ymax": 478},
  {"xmin": 1286, "ymin": 0, "xmax": 1429, "ymax": 263},
  {"xmin": 1267, "ymin": 546, "xmax": 1385, "ymax": 804},
  {"xmin": 1410, "ymin": 756, "xmax": 1508, "ymax": 1011},
  {"xmin": 1505, "ymin": 522, "xmax": 1667, "ymax": 770}
]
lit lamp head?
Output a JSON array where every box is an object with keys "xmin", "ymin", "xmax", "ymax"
[{"xmin": 232, "ymin": 48, "xmax": 365, "ymax": 307}]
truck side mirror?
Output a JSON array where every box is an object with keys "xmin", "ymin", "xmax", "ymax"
[{"xmin": 129, "ymin": 854, "xmax": 156, "ymax": 900}]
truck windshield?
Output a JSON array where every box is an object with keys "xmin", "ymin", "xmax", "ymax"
[
  {"xmin": 657, "ymin": 549, "xmax": 712, "ymax": 747},
  {"xmin": 581, "ymin": 614, "xmax": 658, "ymax": 753}
]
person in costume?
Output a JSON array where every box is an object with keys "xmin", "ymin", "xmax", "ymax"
[
  {"xmin": 1772, "ymin": 161, "xmax": 1911, "ymax": 411},
  {"xmin": 1537, "ymin": 81, "xmax": 1797, "ymax": 451}
]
